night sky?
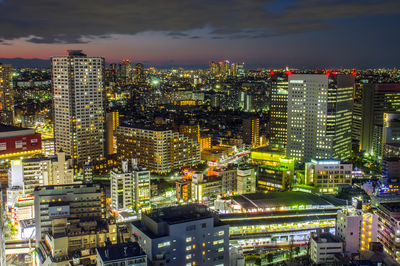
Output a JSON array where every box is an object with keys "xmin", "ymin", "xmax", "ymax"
[{"xmin": 0, "ymin": 0, "xmax": 400, "ymax": 68}]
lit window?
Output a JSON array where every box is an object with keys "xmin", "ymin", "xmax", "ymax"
[{"xmin": 157, "ymin": 241, "xmax": 170, "ymax": 248}]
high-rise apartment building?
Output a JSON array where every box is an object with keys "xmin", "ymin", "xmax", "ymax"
[
  {"xmin": 287, "ymin": 74, "xmax": 354, "ymax": 162},
  {"xmin": 116, "ymin": 124, "xmax": 200, "ymax": 173},
  {"xmin": 0, "ymin": 63, "xmax": 14, "ymax": 125},
  {"xmin": 179, "ymin": 123, "xmax": 200, "ymax": 143},
  {"xmin": 131, "ymin": 204, "xmax": 229, "ymax": 265},
  {"xmin": 52, "ymin": 50, "xmax": 105, "ymax": 172},
  {"xmin": 110, "ymin": 160, "xmax": 150, "ymax": 211},
  {"xmin": 242, "ymin": 117, "xmax": 260, "ymax": 148},
  {"xmin": 269, "ymin": 77, "xmax": 288, "ymax": 149},
  {"xmin": 376, "ymin": 202, "xmax": 400, "ymax": 263}
]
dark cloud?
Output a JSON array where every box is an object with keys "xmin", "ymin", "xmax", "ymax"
[{"xmin": 0, "ymin": 0, "xmax": 399, "ymax": 43}]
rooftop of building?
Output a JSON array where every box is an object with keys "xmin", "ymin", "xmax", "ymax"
[
  {"xmin": 97, "ymin": 242, "xmax": 146, "ymax": 262},
  {"xmin": 146, "ymin": 204, "xmax": 223, "ymax": 225},
  {"xmin": 225, "ymin": 191, "xmax": 346, "ymax": 210},
  {"xmin": 379, "ymin": 201, "xmax": 400, "ymax": 214},
  {"xmin": 251, "ymin": 146, "xmax": 285, "ymax": 155},
  {"xmin": 0, "ymin": 124, "xmax": 36, "ymax": 138},
  {"xmin": 132, "ymin": 204, "xmax": 226, "ymax": 238},
  {"xmin": 34, "ymin": 182, "xmax": 101, "ymax": 192},
  {"xmin": 312, "ymin": 232, "xmax": 342, "ymax": 244},
  {"xmin": 118, "ymin": 121, "xmax": 171, "ymax": 131},
  {"xmin": 23, "ymin": 154, "xmax": 71, "ymax": 163}
]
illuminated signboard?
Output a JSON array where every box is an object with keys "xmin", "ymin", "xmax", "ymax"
[{"xmin": 49, "ymin": 205, "xmax": 70, "ymax": 219}]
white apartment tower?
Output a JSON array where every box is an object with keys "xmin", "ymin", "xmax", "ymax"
[
  {"xmin": 110, "ymin": 159, "xmax": 151, "ymax": 211},
  {"xmin": 52, "ymin": 50, "xmax": 105, "ymax": 173},
  {"xmin": 287, "ymin": 74, "xmax": 354, "ymax": 162}
]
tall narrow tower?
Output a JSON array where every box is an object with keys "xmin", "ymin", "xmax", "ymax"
[
  {"xmin": 52, "ymin": 50, "xmax": 105, "ymax": 173},
  {"xmin": 0, "ymin": 63, "xmax": 14, "ymax": 125}
]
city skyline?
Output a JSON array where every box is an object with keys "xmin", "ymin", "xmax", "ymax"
[{"xmin": 0, "ymin": 0, "xmax": 400, "ymax": 68}]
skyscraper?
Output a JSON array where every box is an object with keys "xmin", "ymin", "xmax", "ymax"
[
  {"xmin": 356, "ymin": 83, "xmax": 400, "ymax": 157},
  {"xmin": 52, "ymin": 50, "xmax": 106, "ymax": 173},
  {"xmin": 119, "ymin": 59, "xmax": 132, "ymax": 85},
  {"xmin": 0, "ymin": 63, "xmax": 14, "ymax": 125},
  {"xmin": 287, "ymin": 74, "xmax": 354, "ymax": 162},
  {"xmin": 269, "ymin": 76, "xmax": 288, "ymax": 149},
  {"xmin": 135, "ymin": 63, "xmax": 146, "ymax": 84}
]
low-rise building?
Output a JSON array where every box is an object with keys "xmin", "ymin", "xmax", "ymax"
[
  {"xmin": 237, "ymin": 166, "xmax": 256, "ymax": 194},
  {"xmin": 310, "ymin": 231, "xmax": 343, "ymax": 264},
  {"xmin": 305, "ymin": 159, "xmax": 352, "ymax": 193},
  {"xmin": 130, "ymin": 204, "xmax": 230, "ymax": 266}
]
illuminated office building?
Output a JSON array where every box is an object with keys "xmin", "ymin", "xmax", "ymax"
[
  {"xmin": 251, "ymin": 147, "xmax": 295, "ymax": 191},
  {"xmin": 52, "ymin": 50, "xmax": 106, "ymax": 172},
  {"xmin": 305, "ymin": 159, "xmax": 352, "ymax": 193},
  {"xmin": 269, "ymin": 77, "xmax": 288, "ymax": 149},
  {"xmin": 287, "ymin": 74, "xmax": 354, "ymax": 162},
  {"xmin": 0, "ymin": 63, "xmax": 14, "ymax": 125},
  {"xmin": 116, "ymin": 124, "xmax": 200, "ymax": 173},
  {"xmin": 357, "ymin": 83, "xmax": 400, "ymax": 157}
]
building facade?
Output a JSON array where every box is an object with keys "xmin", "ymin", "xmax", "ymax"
[
  {"xmin": 110, "ymin": 160, "xmax": 151, "ymax": 212},
  {"xmin": 116, "ymin": 124, "xmax": 200, "ymax": 173},
  {"xmin": 9, "ymin": 151, "xmax": 74, "ymax": 196},
  {"xmin": 52, "ymin": 50, "xmax": 105, "ymax": 172},
  {"xmin": 287, "ymin": 74, "xmax": 354, "ymax": 162},
  {"xmin": 131, "ymin": 204, "xmax": 229, "ymax": 266},
  {"xmin": 305, "ymin": 159, "xmax": 352, "ymax": 193},
  {"xmin": 0, "ymin": 63, "xmax": 14, "ymax": 125},
  {"xmin": 376, "ymin": 202, "xmax": 400, "ymax": 263},
  {"xmin": 269, "ymin": 77, "xmax": 288, "ymax": 149}
]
